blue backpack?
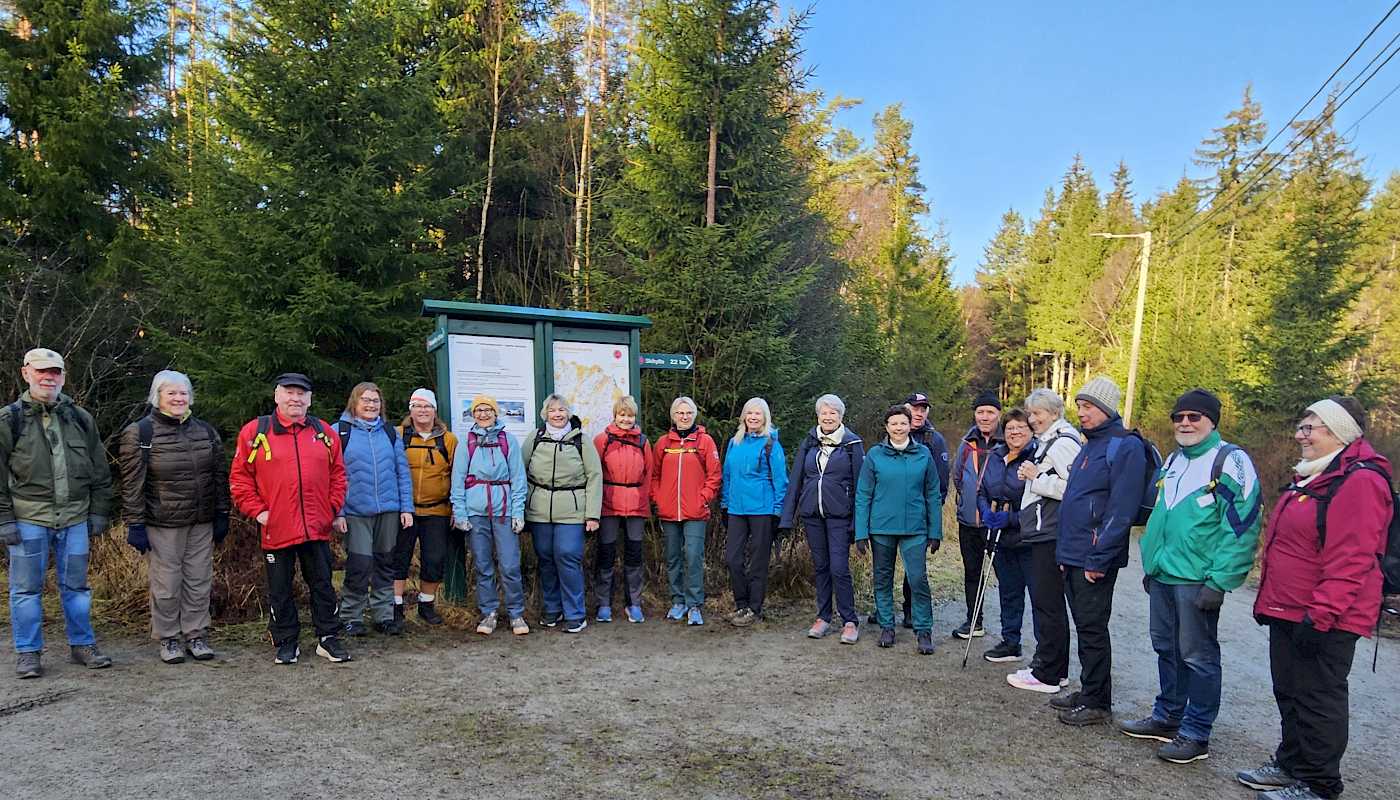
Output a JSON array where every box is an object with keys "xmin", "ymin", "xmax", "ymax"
[{"xmin": 1106, "ymin": 429, "xmax": 1163, "ymax": 527}]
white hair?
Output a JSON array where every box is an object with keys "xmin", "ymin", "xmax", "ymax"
[
  {"xmin": 148, "ymin": 370, "xmax": 194, "ymax": 408},
  {"xmin": 732, "ymin": 397, "xmax": 774, "ymax": 445},
  {"xmin": 539, "ymin": 393, "xmax": 572, "ymax": 419},
  {"xmin": 670, "ymin": 396, "xmax": 698, "ymax": 417},
  {"xmin": 814, "ymin": 393, "xmax": 845, "ymax": 418},
  {"xmin": 1025, "ymin": 387, "xmax": 1065, "ymax": 417}
]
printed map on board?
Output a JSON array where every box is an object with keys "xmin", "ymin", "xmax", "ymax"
[{"xmin": 553, "ymin": 341, "xmax": 631, "ymax": 443}]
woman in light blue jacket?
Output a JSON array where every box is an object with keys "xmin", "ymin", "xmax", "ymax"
[
  {"xmin": 450, "ymin": 394, "xmax": 529, "ymax": 637},
  {"xmin": 721, "ymin": 397, "xmax": 788, "ymax": 627},
  {"xmin": 337, "ymin": 382, "xmax": 415, "ymax": 636}
]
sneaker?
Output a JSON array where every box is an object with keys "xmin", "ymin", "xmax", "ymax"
[
  {"xmin": 342, "ymin": 620, "xmax": 368, "ymax": 637},
  {"xmin": 1259, "ymin": 784, "xmax": 1323, "ymax": 800},
  {"xmin": 417, "ymin": 600, "xmax": 444, "ymax": 626},
  {"xmin": 840, "ymin": 622, "xmax": 860, "ymax": 644},
  {"xmin": 731, "ymin": 608, "xmax": 756, "ymax": 627},
  {"xmin": 1007, "ymin": 670, "xmax": 1061, "ymax": 694},
  {"xmin": 541, "ymin": 611, "xmax": 564, "ymax": 628},
  {"xmin": 186, "ymin": 637, "xmax": 216, "ymax": 661},
  {"xmin": 160, "ymin": 637, "xmax": 186, "ymax": 664},
  {"xmin": 476, "ymin": 615, "xmax": 498, "ymax": 636},
  {"xmin": 1237, "ymin": 758, "xmax": 1296, "ymax": 791},
  {"xmin": 807, "ymin": 619, "xmax": 831, "ymax": 639},
  {"xmin": 596, "ymin": 606, "xmax": 613, "ymax": 624},
  {"xmin": 316, "ymin": 635, "xmax": 352, "ymax": 663},
  {"xmin": 626, "ymin": 605, "xmax": 645, "ymax": 624},
  {"xmin": 392, "ymin": 602, "xmax": 407, "ymax": 632},
  {"xmin": 665, "ymin": 604, "xmax": 686, "ymax": 621},
  {"xmin": 983, "ymin": 640, "xmax": 1023, "ymax": 663},
  {"xmin": 69, "ymin": 644, "xmax": 112, "ymax": 669},
  {"xmin": 564, "ymin": 618, "xmax": 588, "ymax": 634},
  {"xmin": 686, "ymin": 608, "xmax": 704, "ymax": 626},
  {"xmin": 877, "ymin": 628, "xmax": 896, "ymax": 648},
  {"xmin": 510, "ymin": 617, "xmax": 530, "ymax": 636},
  {"xmin": 916, "ymin": 631, "xmax": 935, "ymax": 655},
  {"xmin": 1060, "ymin": 677, "xmax": 1070, "ymax": 687},
  {"xmin": 1119, "ymin": 716, "xmax": 1181, "ymax": 743},
  {"xmin": 16, "ymin": 651, "xmax": 42, "ymax": 679},
  {"xmin": 1157, "ymin": 735, "xmax": 1210, "ymax": 764},
  {"xmin": 1049, "ymin": 690, "xmax": 1083, "ymax": 710},
  {"xmin": 273, "ymin": 641, "xmax": 299, "ymax": 665},
  {"xmin": 952, "ymin": 621, "xmax": 986, "ymax": 640},
  {"xmin": 1058, "ymin": 704, "xmax": 1112, "ymax": 727}
]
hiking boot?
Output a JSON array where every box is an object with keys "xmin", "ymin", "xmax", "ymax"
[
  {"xmin": 1157, "ymin": 735, "xmax": 1210, "ymax": 764},
  {"xmin": 952, "ymin": 620, "xmax": 985, "ymax": 640},
  {"xmin": 665, "ymin": 604, "xmax": 686, "ymax": 621},
  {"xmin": 731, "ymin": 608, "xmax": 756, "ymax": 627},
  {"xmin": 983, "ymin": 640, "xmax": 1023, "ymax": 662},
  {"xmin": 69, "ymin": 644, "xmax": 112, "ymax": 669},
  {"xmin": 1058, "ymin": 704, "xmax": 1112, "ymax": 727},
  {"xmin": 417, "ymin": 601, "xmax": 444, "ymax": 626},
  {"xmin": 878, "ymin": 628, "xmax": 896, "ymax": 648},
  {"xmin": 626, "ymin": 605, "xmax": 645, "ymax": 624},
  {"xmin": 393, "ymin": 602, "xmax": 407, "ymax": 630},
  {"xmin": 840, "ymin": 622, "xmax": 860, "ymax": 644},
  {"xmin": 376, "ymin": 614, "xmax": 404, "ymax": 636},
  {"xmin": 342, "ymin": 620, "xmax": 368, "ymax": 638},
  {"xmin": 807, "ymin": 619, "xmax": 831, "ymax": 639},
  {"xmin": 541, "ymin": 611, "xmax": 564, "ymax": 628},
  {"xmin": 476, "ymin": 615, "xmax": 498, "ymax": 636},
  {"xmin": 510, "ymin": 617, "xmax": 530, "ymax": 636},
  {"xmin": 1049, "ymin": 690, "xmax": 1083, "ymax": 710},
  {"xmin": 1237, "ymin": 758, "xmax": 1296, "ymax": 790},
  {"xmin": 686, "ymin": 608, "xmax": 704, "ymax": 626},
  {"xmin": 159, "ymin": 637, "xmax": 186, "ymax": 664},
  {"xmin": 273, "ymin": 641, "xmax": 299, "ymax": 665},
  {"xmin": 316, "ymin": 635, "xmax": 352, "ymax": 663},
  {"xmin": 16, "ymin": 651, "xmax": 42, "ymax": 679},
  {"xmin": 564, "ymin": 618, "xmax": 588, "ymax": 634},
  {"xmin": 916, "ymin": 631, "xmax": 935, "ymax": 655},
  {"xmin": 1007, "ymin": 669, "xmax": 1061, "ymax": 694},
  {"xmin": 1260, "ymin": 784, "xmax": 1324, "ymax": 800},
  {"xmin": 1119, "ymin": 716, "xmax": 1181, "ymax": 743},
  {"xmin": 186, "ymin": 637, "xmax": 216, "ymax": 661},
  {"xmin": 596, "ymin": 606, "xmax": 613, "ymax": 624}
]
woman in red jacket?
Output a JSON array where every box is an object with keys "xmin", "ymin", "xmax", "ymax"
[
  {"xmin": 1237, "ymin": 396, "xmax": 1393, "ymax": 800},
  {"xmin": 593, "ymin": 395, "xmax": 652, "ymax": 624},
  {"xmin": 651, "ymin": 396, "xmax": 721, "ymax": 626}
]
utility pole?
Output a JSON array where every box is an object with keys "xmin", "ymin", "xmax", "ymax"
[{"xmin": 1091, "ymin": 231, "xmax": 1151, "ymax": 426}]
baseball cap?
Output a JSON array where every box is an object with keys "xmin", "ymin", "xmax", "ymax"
[
  {"xmin": 904, "ymin": 392, "xmax": 930, "ymax": 407},
  {"xmin": 273, "ymin": 372, "xmax": 313, "ymax": 391},
  {"xmin": 23, "ymin": 348, "xmax": 64, "ymax": 371}
]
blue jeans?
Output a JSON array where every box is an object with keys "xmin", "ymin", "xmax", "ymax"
[
  {"xmin": 8, "ymin": 521, "xmax": 96, "ymax": 652},
  {"xmin": 662, "ymin": 520, "xmax": 706, "ymax": 608},
  {"xmin": 1148, "ymin": 578, "xmax": 1223, "ymax": 742},
  {"xmin": 470, "ymin": 515, "xmax": 525, "ymax": 618},
  {"xmin": 531, "ymin": 522, "xmax": 586, "ymax": 621},
  {"xmin": 871, "ymin": 534, "xmax": 931, "ymax": 633},
  {"xmin": 992, "ymin": 544, "xmax": 1034, "ymax": 646}
]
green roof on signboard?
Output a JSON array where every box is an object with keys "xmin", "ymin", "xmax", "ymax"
[{"xmin": 421, "ymin": 300, "xmax": 651, "ymax": 330}]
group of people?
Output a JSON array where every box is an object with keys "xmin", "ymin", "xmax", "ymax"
[{"xmin": 3, "ymin": 347, "xmax": 1395, "ymax": 800}]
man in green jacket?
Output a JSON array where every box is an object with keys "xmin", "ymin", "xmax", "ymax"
[
  {"xmin": 1120, "ymin": 389, "xmax": 1261, "ymax": 765},
  {"xmin": 1, "ymin": 348, "xmax": 115, "ymax": 678}
]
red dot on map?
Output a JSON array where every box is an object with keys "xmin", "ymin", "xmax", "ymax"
[{"xmin": 614, "ymin": 350, "xmax": 621, "ymax": 359}]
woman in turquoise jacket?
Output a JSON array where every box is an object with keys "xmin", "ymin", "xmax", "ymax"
[
  {"xmin": 720, "ymin": 397, "xmax": 788, "ymax": 627},
  {"xmin": 855, "ymin": 405, "xmax": 943, "ymax": 654}
]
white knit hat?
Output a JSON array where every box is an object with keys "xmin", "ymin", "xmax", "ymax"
[
  {"xmin": 1075, "ymin": 376, "xmax": 1122, "ymax": 418},
  {"xmin": 410, "ymin": 388, "xmax": 437, "ymax": 409},
  {"xmin": 1304, "ymin": 398, "xmax": 1364, "ymax": 445}
]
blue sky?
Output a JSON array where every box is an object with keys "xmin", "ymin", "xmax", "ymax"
[{"xmin": 791, "ymin": 1, "xmax": 1400, "ymax": 284}]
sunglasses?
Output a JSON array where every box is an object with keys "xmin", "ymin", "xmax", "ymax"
[{"xmin": 1170, "ymin": 411, "xmax": 1204, "ymax": 423}]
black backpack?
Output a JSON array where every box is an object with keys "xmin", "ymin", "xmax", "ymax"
[
  {"xmin": 336, "ymin": 418, "xmax": 397, "ymax": 454},
  {"xmin": 136, "ymin": 414, "xmax": 219, "ymax": 468},
  {"xmin": 4, "ymin": 400, "xmax": 91, "ymax": 442},
  {"xmin": 400, "ymin": 424, "xmax": 450, "ymax": 463},
  {"xmin": 1106, "ymin": 428, "xmax": 1164, "ymax": 526},
  {"xmin": 1287, "ymin": 461, "xmax": 1400, "ymax": 595}
]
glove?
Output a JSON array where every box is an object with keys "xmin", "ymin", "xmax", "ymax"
[
  {"xmin": 88, "ymin": 515, "xmax": 110, "ymax": 537},
  {"xmin": 0, "ymin": 520, "xmax": 18, "ymax": 547},
  {"xmin": 1194, "ymin": 585, "xmax": 1225, "ymax": 612},
  {"xmin": 126, "ymin": 523, "xmax": 150, "ymax": 554},
  {"xmin": 212, "ymin": 513, "xmax": 230, "ymax": 545},
  {"xmin": 927, "ymin": 538, "xmax": 941, "ymax": 555},
  {"xmin": 454, "ymin": 517, "xmax": 472, "ymax": 532},
  {"xmin": 854, "ymin": 539, "xmax": 869, "ymax": 556},
  {"xmin": 983, "ymin": 510, "xmax": 1010, "ymax": 531},
  {"xmin": 512, "ymin": 518, "xmax": 524, "ymax": 534},
  {"xmin": 1293, "ymin": 616, "xmax": 1327, "ymax": 659},
  {"xmin": 977, "ymin": 496, "xmax": 993, "ymax": 524},
  {"xmin": 1142, "ymin": 574, "xmax": 1152, "ymax": 593}
]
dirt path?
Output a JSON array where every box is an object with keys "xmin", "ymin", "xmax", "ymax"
[{"xmin": 3, "ymin": 547, "xmax": 1398, "ymax": 800}]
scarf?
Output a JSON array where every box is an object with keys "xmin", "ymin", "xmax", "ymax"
[
  {"xmin": 1293, "ymin": 448, "xmax": 1344, "ymax": 487},
  {"xmin": 816, "ymin": 425, "xmax": 845, "ymax": 474},
  {"xmin": 545, "ymin": 422, "xmax": 570, "ymax": 440},
  {"xmin": 673, "ymin": 424, "xmax": 697, "ymax": 439}
]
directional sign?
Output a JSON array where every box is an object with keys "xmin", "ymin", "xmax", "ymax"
[{"xmin": 639, "ymin": 353, "xmax": 694, "ymax": 370}]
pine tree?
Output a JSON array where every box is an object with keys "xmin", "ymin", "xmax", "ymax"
[
  {"xmin": 974, "ymin": 210, "xmax": 1030, "ymax": 397},
  {"xmin": 1349, "ymin": 171, "xmax": 1400, "ymax": 424}
]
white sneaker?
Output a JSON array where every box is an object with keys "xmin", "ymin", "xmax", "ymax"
[
  {"xmin": 1007, "ymin": 670, "xmax": 1061, "ymax": 694},
  {"xmin": 476, "ymin": 615, "xmax": 498, "ymax": 636}
]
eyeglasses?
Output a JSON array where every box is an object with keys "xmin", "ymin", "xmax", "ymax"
[
  {"xmin": 1171, "ymin": 412, "xmax": 1204, "ymax": 423},
  {"xmin": 409, "ymin": 403, "xmax": 433, "ymax": 411},
  {"xmin": 1295, "ymin": 423, "xmax": 1328, "ymax": 436}
]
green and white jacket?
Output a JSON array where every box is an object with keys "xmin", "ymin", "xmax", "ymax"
[{"xmin": 1140, "ymin": 430, "xmax": 1262, "ymax": 592}]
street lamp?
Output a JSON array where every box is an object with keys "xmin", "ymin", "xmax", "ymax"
[{"xmin": 1091, "ymin": 231, "xmax": 1151, "ymax": 427}]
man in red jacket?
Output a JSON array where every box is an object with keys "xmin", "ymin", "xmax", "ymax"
[{"xmin": 230, "ymin": 373, "xmax": 351, "ymax": 665}]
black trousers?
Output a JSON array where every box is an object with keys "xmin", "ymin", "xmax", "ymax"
[
  {"xmin": 959, "ymin": 523, "xmax": 988, "ymax": 624},
  {"xmin": 392, "ymin": 514, "xmax": 450, "ymax": 584},
  {"xmin": 1270, "ymin": 620, "xmax": 1358, "ymax": 799},
  {"xmin": 265, "ymin": 540, "xmax": 340, "ymax": 646},
  {"xmin": 725, "ymin": 514, "xmax": 774, "ymax": 614},
  {"xmin": 1064, "ymin": 566, "xmax": 1118, "ymax": 709},
  {"xmin": 1028, "ymin": 540, "xmax": 1070, "ymax": 685}
]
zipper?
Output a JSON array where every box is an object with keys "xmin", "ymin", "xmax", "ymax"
[
  {"xmin": 293, "ymin": 426, "xmax": 309, "ymax": 543},
  {"xmin": 675, "ymin": 434, "xmax": 684, "ymax": 520},
  {"xmin": 368, "ymin": 422, "xmax": 381, "ymax": 515}
]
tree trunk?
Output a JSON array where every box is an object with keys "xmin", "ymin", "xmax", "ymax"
[
  {"xmin": 475, "ymin": 2, "xmax": 505, "ymax": 301},
  {"xmin": 572, "ymin": 0, "xmax": 599, "ymax": 308}
]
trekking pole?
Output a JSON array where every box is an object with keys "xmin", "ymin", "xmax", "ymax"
[
  {"xmin": 962, "ymin": 505, "xmax": 1003, "ymax": 669},
  {"xmin": 1375, "ymin": 604, "xmax": 1399, "ymax": 673}
]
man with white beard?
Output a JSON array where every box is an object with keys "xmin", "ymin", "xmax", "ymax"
[{"xmin": 1119, "ymin": 389, "xmax": 1261, "ymax": 766}]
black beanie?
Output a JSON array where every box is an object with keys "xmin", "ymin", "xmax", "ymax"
[
  {"xmin": 972, "ymin": 390, "xmax": 1001, "ymax": 411},
  {"xmin": 1171, "ymin": 388, "xmax": 1221, "ymax": 427}
]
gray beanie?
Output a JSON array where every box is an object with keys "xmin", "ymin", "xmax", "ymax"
[{"xmin": 1075, "ymin": 376, "xmax": 1122, "ymax": 418}]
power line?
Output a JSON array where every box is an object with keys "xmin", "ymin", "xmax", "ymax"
[{"xmin": 1341, "ymin": 75, "xmax": 1400, "ymax": 137}]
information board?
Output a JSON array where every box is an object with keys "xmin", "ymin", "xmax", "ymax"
[{"xmin": 447, "ymin": 334, "xmax": 536, "ymax": 442}]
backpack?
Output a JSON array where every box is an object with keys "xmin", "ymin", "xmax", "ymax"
[
  {"xmin": 1106, "ymin": 428, "xmax": 1164, "ymax": 527},
  {"xmin": 526, "ymin": 428, "xmax": 587, "ymax": 492},
  {"xmin": 247, "ymin": 414, "xmax": 334, "ymax": 462},
  {"xmin": 137, "ymin": 414, "xmax": 219, "ymax": 469},
  {"xmin": 1287, "ymin": 461, "xmax": 1400, "ymax": 595},
  {"xmin": 401, "ymin": 424, "xmax": 450, "ymax": 463},
  {"xmin": 602, "ymin": 430, "xmax": 648, "ymax": 488},
  {"xmin": 1160, "ymin": 443, "xmax": 1241, "ymax": 496},
  {"xmin": 336, "ymin": 418, "xmax": 396, "ymax": 455},
  {"xmin": 5, "ymin": 399, "xmax": 91, "ymax": 442}
]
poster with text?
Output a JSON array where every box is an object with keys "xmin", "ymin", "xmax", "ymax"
[
  {"xmin": 448, "ymin": 334, "xmax": 536, "ymax": 443},
  {"xmin": 553, "ymin": 341, "xmax": 631, "ymax": 443}
]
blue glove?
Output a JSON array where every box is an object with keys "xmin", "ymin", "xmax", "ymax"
[
  {"xmin": 126, "ymin": 523, "xmax": 150, "ymax": 554},
  {"xmin": 212, "ymin": 513, "xmax": 230, "ymax": 545},
  {"xmin": 977, "ymin": 496, "xmax": 993, "ymax": 523},
  {"xmin": 983, "ymin": 510, "xmax": 1011, "ymax": 531}
]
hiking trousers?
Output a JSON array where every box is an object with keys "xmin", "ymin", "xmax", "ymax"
[
  {"xmin": 147, "ymin": 522, "xmax": 214, "ymax": 640},
  {"xmin": 1269, "ymin": 619, "xmax": 1358, "ymax": 799},
  {"xmin": 341, "ymin": 511, "xmax": 399, "ymax": 625},
  {"xmin": 595, "ymin": 516, "xmax": 645, "ymax": 609}
]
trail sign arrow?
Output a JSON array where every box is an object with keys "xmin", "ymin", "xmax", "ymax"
[{"xmin": 639, "ymin": 353, "xmax": 694, "ymax": 370}]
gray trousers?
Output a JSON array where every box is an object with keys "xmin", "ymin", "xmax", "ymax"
[
  {"xmin": 147, "ymin": 522, "xmax": 214, "ymax": 640},
  {"xmin": 341, "ymin": 512, "xmax": 399, "ymax": 625}
]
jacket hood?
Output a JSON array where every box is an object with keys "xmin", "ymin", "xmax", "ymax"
[
  {"xmin": 665, "ymin": 424, "xmax": 708, "ymax": 439},
  {"xmin": 806, "ymin": 426, "xmax": 861, "ymax": 446},
  {"xmin": 605, "ymin": 422, "xmax": 644, "ymax": 439},
  {"xmin": 1037, "ymin": 417, "xmax": 1079, "ymax": 441},
  {"xmin": 876, "ymin": 438, "xmax": 925, "ymax": 456},
  {"xmin": 399, "ymin": 416, "xmax": 447, "ymax": 438},
  {"xmin": 340, "ymin": 411, "xmax": 383, "ymax": 431},
  {"xmin": 470, "ymin": 419, "xmax": 507, "ymax": 436},
  {"xmin": 1302, "ymin": 438, "xmax": 1392, "ymax": 489},
  {"xmin": 1082, "ymin": 415, "xmax": 1125, "ymax": 440},
  {"xmin": 19, "ymin": 390, "xmax": 72, "ymax": 410},
  {"xmin": 963, "ymin": 424, "xmax": 1004, "ymax": 445}
]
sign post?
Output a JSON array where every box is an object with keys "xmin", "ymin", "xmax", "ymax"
[{"xmin": 639, "ymin": 353, "xmax": 695, "ymax": 370}]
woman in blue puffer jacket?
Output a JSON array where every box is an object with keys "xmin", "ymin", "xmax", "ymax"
[
  {"xmin": 721, "ymin": 397, "xmax": 788, "ymax": 627},
  {"xmin": 780, "ymin": 394, "xmax": 865, "ymax": 644},
  {"xmin": 337, "ymin": 382, "xmax": 415, "ymax": 636}
]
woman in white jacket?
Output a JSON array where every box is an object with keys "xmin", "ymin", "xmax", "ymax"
[{"xmin": 1006, "ymin": 388, "xmax": 1083, "ymax": 694}]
